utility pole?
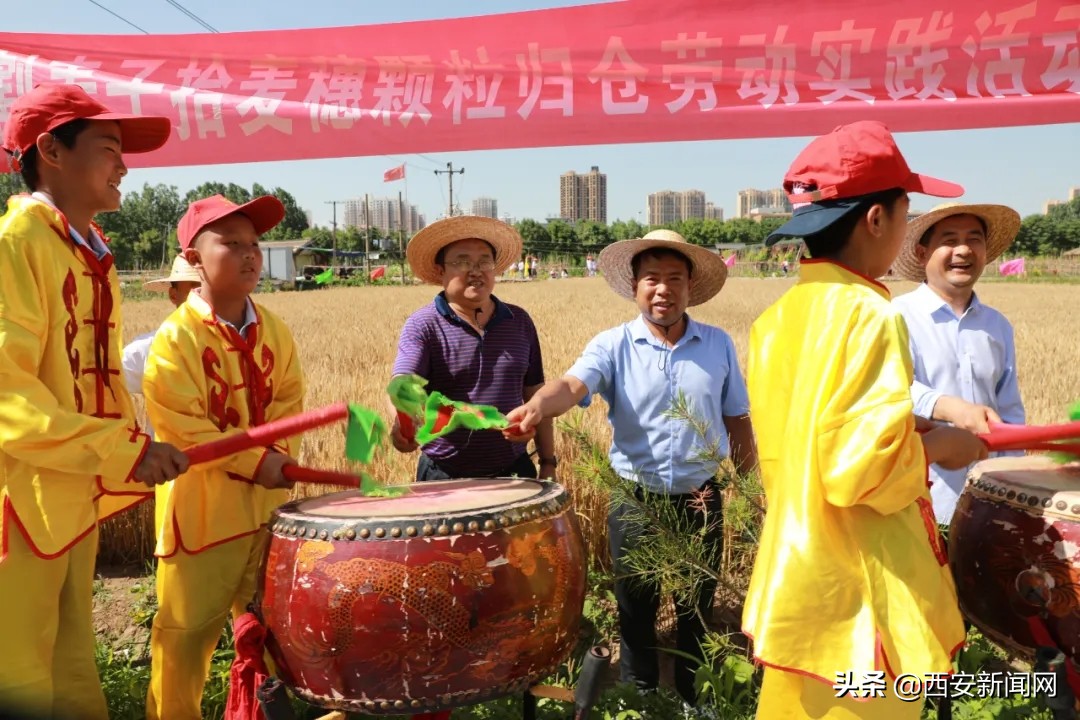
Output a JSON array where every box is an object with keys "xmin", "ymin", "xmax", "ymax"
[
  {"xmin": 362, "ymin": 193, "xmax": 370, "ymax": 280},
  {"xmin": 434, "ymin": 162, "xmax": 465, "ymax": 217},
  {"xmin": 398, "ymin": 191, "xmax": 406, "ymax": 285},
  {"xmin": 325, "ymin": 200, "xmax": 345, "ymax": 267}
]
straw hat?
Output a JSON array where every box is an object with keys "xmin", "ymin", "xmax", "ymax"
[
  {"xmin": 892, "ymin": 203, "xmax": 1021, "ymax": 281},
  {"xmin": 405, "ymin": 215, "xmax": 522, "ymax": 285},
  {"xmin": 596, "ymin": 229, "xmax": 728, "ymax": 306},
  {"xmin": 144, "ymin": 255, "xmax": 201, "ymax": 292}
]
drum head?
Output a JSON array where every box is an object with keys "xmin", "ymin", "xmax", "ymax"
[
  {"xmin": 295, "ymin": 478, "xmax": 544, "ymax": 518},
  {"xmin": 967, "ymin": 455, "xmax": 1080, "ymax": 513}
]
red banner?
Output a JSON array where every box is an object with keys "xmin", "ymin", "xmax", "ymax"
[{"xmin": 1, "ymin": 0, "xmax": 1077, "ymax": 168}]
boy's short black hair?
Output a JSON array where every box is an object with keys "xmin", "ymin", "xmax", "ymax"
[
  {"xmin": 802, "ymin": 188, "xmax": 907, "ymax": 260},
  {"xmin": 631, "ymin": 247, "xmax": 693, "ymax": 279},
  {"xmin": 17, "ymin": 118, "xmax": 91, "ymax": 191},
  {"xmin": 917, "ymin": 214, "xmax": 988, "ymax": 247}
]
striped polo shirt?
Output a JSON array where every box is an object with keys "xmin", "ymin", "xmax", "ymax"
[{"xmin": 391, "ymin": 292, "xmax": 545, "ymax": 475}]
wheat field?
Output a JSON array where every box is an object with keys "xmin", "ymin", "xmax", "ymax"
[{"xmin": 98, "ymin": 277, "xmax": 1080, "ymax": 565}]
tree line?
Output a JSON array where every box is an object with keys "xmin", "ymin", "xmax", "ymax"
[{"xmin": 2, "ymin": 174, "xmax": 1078, "ymax": 268}]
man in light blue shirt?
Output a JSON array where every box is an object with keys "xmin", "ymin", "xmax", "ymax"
[
  {"xmin": 892, "ymin": 203, "xmax": 1026, "ymax": 524},
  {"xmin": 507, "ymin": 230, "xmax": 757, "ymax": 706}
]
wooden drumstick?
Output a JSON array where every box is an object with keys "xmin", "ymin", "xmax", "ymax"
[
  {"xmin": 981, "ymin": 420, "xmax": 1080, "ymax": 451},
  {"xmin": 184, "ymin": 403, "xmax": 349, "ymax": 466}
]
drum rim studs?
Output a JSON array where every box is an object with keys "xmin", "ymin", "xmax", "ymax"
[
  {"xmin": 437, "ymin": 524, "xmax": 451, "ymax": 536},
  {"xmin": 360, "ymin": 528, "xmax": 371, "ymax": 539},
  {"xmin": 410, "ymin": 699, "xmax": 421, "ymax": 708},
  {"xmin": 374, "ymin": 527, "xmax": 385, "ymax": 538},
  {"xmin": 319, "ymin": 530, "xmax": 328, "ymax": 540},
  {"xmin": 499, "ymin": 515, "xmax": 510, "ymax": 527},
  {"xmin": 468, "ymin": 520, "xmax": 479, "ymax": 531},
  {"xmin": 452, "ymin": 522, "xmax": 465, "ymax": 534},
  {"xmin": 345, "ymin": 528, "xmax": 357, "ymax": 540},
  {"xmin": 406, "ymin": 526, "xmax": 418, "ymax": 537},
  {"xmin": 1058, "ymin": 501, "xmax": 1068, "ymax": 510},
  {"xmin": 484, "ymin": 519, "xmax": 497, "ymax": 530},
  {"xmin": 422, "ymin": 524, "xmax": 435, "ymax": 536},
  {"xmin": 394, "ymin": 700, "xmax": 405, "ymax": 709},
  {"xmin": 391, "ymin": 527, "xmax": 402, "ymax": 538}
]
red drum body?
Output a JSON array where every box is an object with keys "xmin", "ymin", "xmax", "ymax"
[
  {"xmin": 949, "ymin": 456, "xmax": 1080, "ymax": 661},
  {"xmin": 255, "ymin": 478, "xmax": 587, "ymax": 715}
]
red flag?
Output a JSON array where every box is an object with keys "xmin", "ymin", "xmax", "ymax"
[{"xmin": 383, "ymin": 164, "xmax": 405, "ymax": 182}]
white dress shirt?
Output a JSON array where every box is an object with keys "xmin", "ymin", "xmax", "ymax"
[{"xmin": 894, "ymin": 283, "xmax": 1025, "ymax": 523}]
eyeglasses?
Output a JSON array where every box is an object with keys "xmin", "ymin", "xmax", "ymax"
[{"xmin": 445, "ymin": 259, "xmax": 496, "ymax": 273}]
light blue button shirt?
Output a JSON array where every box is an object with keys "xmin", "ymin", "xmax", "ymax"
[
  {"xmin": 894, "ymin": 283, "xmax": 1025, "ymax": 522},
  {"xmin": 567, "ymin": 314, "xmax": 750, "ymax": 494}
]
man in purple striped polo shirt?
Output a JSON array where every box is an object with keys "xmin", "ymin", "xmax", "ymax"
[{"xmin": 390, "ymin": 216, "xmax": 556, "ymax": 482}]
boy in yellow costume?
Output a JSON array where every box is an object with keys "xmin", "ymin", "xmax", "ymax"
[
  {"xmin": 0, "ymin": 84, "xmax": 189, "ymax": 717},
  {"xmin": 742, "ymin": 121, "xmax": 990, "ymax": 720},
  {"xmin": 143, "ymin": 194, "xmax": 305, "ymax": 719}
]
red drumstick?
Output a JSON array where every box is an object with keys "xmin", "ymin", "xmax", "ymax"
[
  {"xmin": 184, "ymin": 403, "xmax": 349, "ymax": 466},
  {"xmin": 980, "ymin": 420, "xmax": 1080, "ymax": 451},
  {"xmin": 281, "ymin": 464, "xmax": 360, "ymax": 488},
  {"xmin": 397, "ymin": 411, "xmax": 417, "ymax": 443}
]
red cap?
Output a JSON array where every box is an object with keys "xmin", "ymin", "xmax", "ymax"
[
  {"xmin": 784, "ymin": 121, "xmax": 963, "ymax": 205},
  {"xmin": 178, "ymin": 194, "xmax": 286, "ymax": 250},
  {"xmin": 2, "ymin": 83, "xmax": 171, "ymax": 167}
]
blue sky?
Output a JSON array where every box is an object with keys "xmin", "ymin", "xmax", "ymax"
[{"xmin": 6, "ymin": 0, "xmax": 1078, "ymax": 226}]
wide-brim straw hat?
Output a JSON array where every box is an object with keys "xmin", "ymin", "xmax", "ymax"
[
  {"xmin": 892, "ymin": 203, "xmax": 1021, "ymax": 281},
  {"xmin": 144, "ymin": 255, "xmax": 201, "ymax": 292},
  {"xmin": 597, "ymin": 229, "xmax": 728, "ymax": 306},
  {"xmin": 406, "ymin": 215, "xmax": 522, "ymax": 285}
]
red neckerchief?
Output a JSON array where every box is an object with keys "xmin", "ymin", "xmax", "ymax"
[{"xmin": 207, "ymin": 299, "xmax": 269, "ymax": 427}]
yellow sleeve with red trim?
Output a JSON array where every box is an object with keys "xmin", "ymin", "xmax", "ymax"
[
  {"xmin": 0, "ymin": 198, "xmax": 148, "ymax": 482},
  {"xmin": 143, "ymin": 308, "xmax": 269, "ymax": 479},
  {"xmin": 815, "ymin": 310, "xmax": 928, "ymax": 515}
]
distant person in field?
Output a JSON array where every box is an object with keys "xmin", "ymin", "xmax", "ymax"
[
  {"xmin": 507, "ymin": 229, "xmax": 758, "ymax": 706},
  {"xmin": 892, "ymin": 203, "xmax": 1025, "ymax": 525},
  {"xmin": 122, "ymin": 254, "xmax": 202, "ymax": 403},
  {"xmin": 389, "ymin": 216, "xmax": 556, "ymax": 483},
  {"xmin": 0, "ymin": 83, "xmax": 187, "ymax": 719}
]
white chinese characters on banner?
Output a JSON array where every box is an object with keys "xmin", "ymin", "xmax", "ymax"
[
  {"xmin": 734, "ymin": 26, "xmax": 803, "ymax": 109},
  {"xmin": 170, "ymin": 58, "xmax": 232, "ymax": 141},
  {"xmin": 962, "ymin": 2, "xmax": 1036, "ymax": 98},
  {"xmin": 886, "ymin": 12, "xmax": 956, "ymax": 102},
  {"xmin": 1041, "ymin": 4, "xmax": 1080, "ymax": 93},
  {"xmin": 237, "ymin": 62, "xmax": 299, "ymax": 136},
  {"xmin": 303, "ymin": 59, "xmax": 366, "ymax": 132},
  {"xmin": 48, "ymin": 56, "xmax": 101, "ymax": 95},
  {"xmin": 106, "ymin": 59, "xmax": 166, "ymax": 115},
  {"xmin": 736, "ymin": 27, "xmax": 799, "ymax": 108},
  {"xmin": 661, "ymin": 32, "xmax": 724, "ymax": 113},
  {"xmin": 0, "ymin": 51, "xmax": 36, "ymax": 125},
  {"xmin": 516, "ymin": 43, "xmax": 573, "ymax": 119},
  {"xmin": 811, "ymin": 20, "xmax": 876, "ymax": 105},
  {"xmin": 370, "ymin": 56, "xmax": 435, "ymax": 127},
  {"xmin": 442, "ymin": 48, "xmax": 507, "ymax": 124},
  {"xmin": 587, "ymin": 36, "xmax": 648, "ymax": 115}
]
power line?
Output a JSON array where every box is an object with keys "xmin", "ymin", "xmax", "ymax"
[
  {"xmin": 85, "ymin": 0, "xmax": 151, "ymax": 33},
  {"xmin": 162, "ymin": 0, "xmax": 219, "ymax": 32}
]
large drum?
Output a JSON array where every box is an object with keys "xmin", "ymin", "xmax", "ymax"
[
  {"xmin": 254, "ymin": 477, "xmax": 587, "ymax": 715},
  {"xmin": 950, "ymin": 455, "xmax": 1080, "ymax": 662}
]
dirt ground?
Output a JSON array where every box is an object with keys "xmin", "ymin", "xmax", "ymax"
[{"xmin": 93, "ymin": 564, "xmax": 154, "ymax": 661}]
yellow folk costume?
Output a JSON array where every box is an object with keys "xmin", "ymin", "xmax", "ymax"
[
  {"xmin": 0, "ymin": 195, "xmax": 152, "ymax": 718},
  {"xmin": 143, "ymin": 290, "xmax": 304, "ymax": 720},
  {"xmin": 743, "ymin": 260, "xmax": 965, "ymax": 719}
]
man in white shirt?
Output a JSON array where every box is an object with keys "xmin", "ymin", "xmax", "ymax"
[
  {"xmin": 122, "ymin": 255, "xmax": 201, "ymax": 399},
  {"xmin": 892, "ymin": 203, "xmax": 1026, "ymax": 524}
]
